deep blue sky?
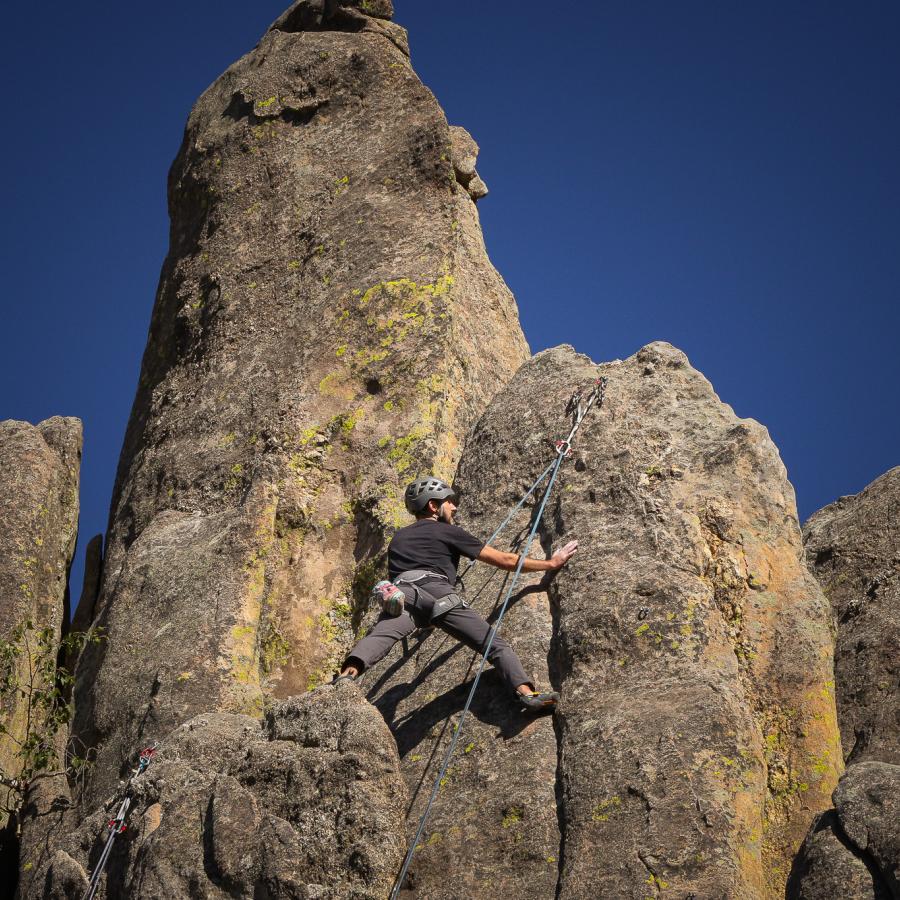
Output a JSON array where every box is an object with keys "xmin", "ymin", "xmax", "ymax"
[{"xmin": 2, "ymin": 2, "xmax": 898, "ymax": 606}]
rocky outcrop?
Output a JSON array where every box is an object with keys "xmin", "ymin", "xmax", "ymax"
[
  {"xmin": 449, "ymin": 126, "xmax": 489, "ymax": 201},
  {"xmin": 803, "ymin": 467, "xmax": 900, "ymax": 766},
  {"xmin": 788, "ymin": 469, "xmax": 900, "ymax": 898},
  {"xmin": 19, "ymin": 682, "xmax": 406, "ymax": 899},
  {"xmin": 72, "ymin": 0, "xmax": 528, "ymax": 808},
  {"xmin": 0, "ymin": 418, "xmax": 81, "ymax": 823},
  {"xmin": 366, "ymin": 343, "xmax": 842, "ymax": 898},
  {"xmin": 787, "ymin": 761, "xmax": 898, "ymax": 899}
]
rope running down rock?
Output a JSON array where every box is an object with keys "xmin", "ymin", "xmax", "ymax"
[{"xmin": 390, "ymin": 377, "xmax": 607, "ymax": 898}]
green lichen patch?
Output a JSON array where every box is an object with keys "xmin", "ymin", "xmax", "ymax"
[{"xmin": 591, "ymin": 795, "xmax": 622, "ymax": 823}]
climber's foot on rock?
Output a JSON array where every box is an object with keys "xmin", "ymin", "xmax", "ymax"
[{"xmin": 517, "ymin": 689, "xmax": 559, "ymax": 711}]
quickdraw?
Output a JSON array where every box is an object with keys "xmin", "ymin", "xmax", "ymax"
[
  {"xmin": 390, "ymin": 375, "xmax": 608, "ymax": 898},
  {"xmin": 82, "ymin": 746, "xmax": 156, "ymax": 900}
]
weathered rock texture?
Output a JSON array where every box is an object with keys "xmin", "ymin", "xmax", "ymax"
[
  {"xmin": 19, "ymin": 682, "xmax": 406, "ymax": 899},
  {"xmin": 803, "ymin": 467, "xmax": 900, "ymax": 766},
  {"xmin": 367, "ymin": 343, "xmax": 843, "ymax": 899},
  {"xmin": 788, "ymin": 469, "xmax": 900, "ymax": 898},
  {"xmin": 72, "ymin": 0, "xmax": 528, "ymax": 808},
  {"xmin": 0, "ymin": 418, "xmax": 81, "ymax": 821},
  {"xmin": 787, "ymin": 761, "xmax": 898, "ymax": 899}
]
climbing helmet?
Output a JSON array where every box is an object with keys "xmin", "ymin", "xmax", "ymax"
[{"xmin": 404, "ymin": 476, "xmax": 456, "ymax": 515}]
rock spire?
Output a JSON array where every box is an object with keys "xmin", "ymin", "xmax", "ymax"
[{"xmin": 71, "ymin": 0, "xmax": 528, "ymax": 809}]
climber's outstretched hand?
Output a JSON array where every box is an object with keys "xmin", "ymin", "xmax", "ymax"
[{"xmin": 550, "ymin": 540, "xmax": 578, "ymax": 570}]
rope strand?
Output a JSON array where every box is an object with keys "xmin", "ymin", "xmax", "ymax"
[{"xmin": 390, "ymin": 377, "xmax": 606, "ymax": 897}]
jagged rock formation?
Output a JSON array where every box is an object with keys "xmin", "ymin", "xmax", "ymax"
[
  {"xmin": 19, "ymin": 683, "xmax": 406, "ymax": 899},
  {"xmin": 70, "ymin": 534, "xmax": 102, "ymax": 636},
  {"xmin": 787, "ymin": 761, "xmax": 898, "ymax": 899},
  {"xmin": 71, "ymin": 0, "xmax": 528, "ymax": 809},
  {"xmin": 366, "ymin": 343, "xmax": 842, "ymax": 898},
  {"xmin": 0, "ymin": 418, "xmax": 81, "ymax": 823},
  {"xmin": 803, "ymin": 467, "xmax": 900, "ymax": 766},
  {"xmin": 787, "ymin": 469, "xmax": 900, "ymax": 898}
]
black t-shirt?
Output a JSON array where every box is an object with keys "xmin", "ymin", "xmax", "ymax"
[{"xmin": 388, "ymin": 519, "xmax": 485, "ymax": 585}]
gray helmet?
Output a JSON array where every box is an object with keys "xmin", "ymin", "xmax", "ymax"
[{"xmin": 404, "ymin": 476, "xmax": 456, "ymax": 515}]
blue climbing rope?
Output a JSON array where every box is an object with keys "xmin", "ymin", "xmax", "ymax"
[
  {"xmin": 390, "ymin": 377, "xmax": 606, "ymax": 898},
  {"xmin": 457, "ymin": 456, "xmax": 558, "ymax": 583}
]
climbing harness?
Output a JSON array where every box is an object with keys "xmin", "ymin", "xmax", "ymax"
[
  {"xmin": 82, "ymin": 745, "xmax": 156, "ymax": 900},
  {"xmin": 394, "ymin": 570, "xmax": 464, "ymax": 622},
  {"xmin": 390, "ymin": 377, "xmax": 607, "ymax": 898}
]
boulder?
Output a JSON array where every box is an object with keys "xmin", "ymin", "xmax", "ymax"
[
  {"xmin": 787, "ymin": 761, "xmax": 898, "ymax": 899},
  {"xmin": 71, "ymin": 0, "xmax": 528, "ymax": 811},
  {"xmin": 835, "ymin": 761, "xmax": 900, "ymax": 896},
  {"xmin": 803, "ymin": 467, "xmax": 900, "ymax": 765},
  {"xmin": 19, "ymin": 682, "xmax": 406, "ymax": 899},
  {"xmin": 449, "ymin": 125, "xmax": 479, "ymax": 181},
  {"xmin": 786, "ymin": 811, "xmax": 889, "ymax": 900},
  {"xmin": 448, "ymin": 126, "xmax": 489, "ymax": 200}
]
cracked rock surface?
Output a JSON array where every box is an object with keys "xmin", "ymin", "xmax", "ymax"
[
  {"xmin": 803, "ymin": 467, "xmax": 900, "ymax": 766},
  {"xmin": 19, "ymin": 683, "xmax": 406, "ymax": 899},
  {"xmin": 361, "ymin": 342, "xmax": 842, "ymax": 898},
  {"xmin": 69, "ymin": 0, "xmax": 527, "ymax": 813}
]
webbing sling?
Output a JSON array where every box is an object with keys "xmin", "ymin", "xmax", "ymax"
[{"xmin": 390, "ymin": 377, "xmax": 606, "ymax": 898}]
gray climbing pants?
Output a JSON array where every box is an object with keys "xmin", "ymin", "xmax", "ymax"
[{"xmin": 345, "ymin": 604, "xmax": 531, "ymax": 692}]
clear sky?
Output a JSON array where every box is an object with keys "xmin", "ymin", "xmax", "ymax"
[{"xmin": 2, "ymin": 2, "xmax": 898, "ymax": 607}]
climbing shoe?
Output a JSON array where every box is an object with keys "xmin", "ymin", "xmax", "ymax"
[
  {"xmin": 331, "ymin": 672, "xmax": 357, "ymax": 686},
  {"xmin": 517, "ymin": 690, "xmax": 559, "ymax": 711}
]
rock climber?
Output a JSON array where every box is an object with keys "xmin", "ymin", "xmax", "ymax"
[{"xmin": 337, "ymin": 476, "xmax": 578, "ymax": 710}]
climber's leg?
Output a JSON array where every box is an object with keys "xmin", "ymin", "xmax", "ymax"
[
  {"xmin": 341, "ymin": 609, "xmax": 418, "ymax": 676},
  {"xmin": 435, "ymin": 604, "xmax": 532, "ymax": 692}
]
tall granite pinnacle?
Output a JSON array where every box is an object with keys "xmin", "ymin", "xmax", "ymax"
[
  {"xmin": 0, "ymin": 418, "xmax": 81, "ymax": 826},
  {"xmin": 72, "ymin": 0, "xmax": 528, "ymax": 805}
]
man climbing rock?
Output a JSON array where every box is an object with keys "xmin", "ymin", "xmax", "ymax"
[{"xmin": 338, "ymin": 476, "xmax": 577, "ymax": 710}]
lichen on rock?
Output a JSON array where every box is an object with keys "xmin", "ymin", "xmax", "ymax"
[
  {"xmin": 371, "ymin": 342, "xmax": 842, "ymax": 898},
  {"xmin": 69, "ymin": 0, "xmax": 528, "ymax": 813}
]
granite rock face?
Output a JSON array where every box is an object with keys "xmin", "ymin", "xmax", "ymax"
[
  {"xmin": 19, "ymin": 682, "xmax": 406, "ymax": 899},
  {"xmin": 788, "ymin": 470, "xmax": 900, "ymax": 897},
  {"xmin": 787, "ymin": 761, "xmax": 898, "ymax": 899},
  {"xmin": 72, "ymin": 0, "xmax": 528, "ymax": 807},
  {"xmin": 365, "ymin": 343, "xmax": 843, "ymax": 899},
  {"xmin": 803, "ymin": 467, "xmax": 900, "ymax": 766},
  {"xmin": 0, "ymin": 418, "xmax": 81, "ymax": 822}
]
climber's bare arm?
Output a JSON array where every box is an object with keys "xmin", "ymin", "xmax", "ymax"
[{"xmin": 477, "ymin": 540, "xmax": 578, "ymax": 573}]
